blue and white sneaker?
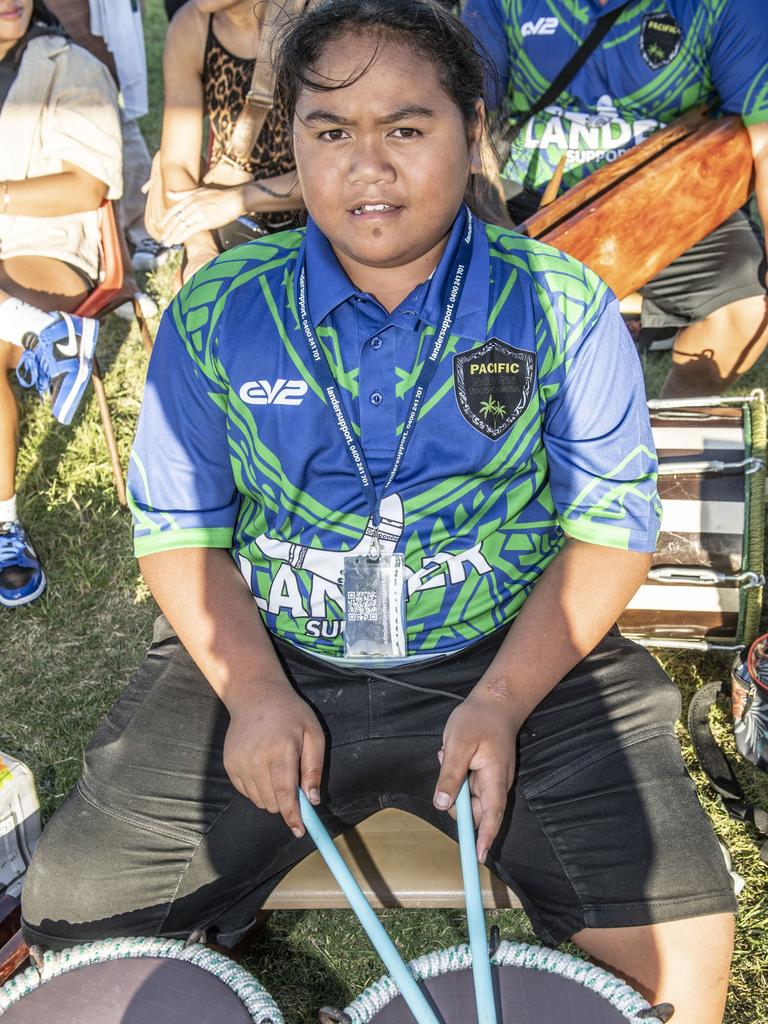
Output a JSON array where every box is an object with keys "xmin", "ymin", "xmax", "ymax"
[
  {"xmin": 15, "ymin": 313, "xmax": 99, "ymax": 426},
  {"xmin": 0, "ymin": 521, "xmax": 46, "ymax": 608}
]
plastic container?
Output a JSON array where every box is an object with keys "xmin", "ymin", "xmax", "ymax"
[{"xmin": 0, "ymin": 752, "xmax": 41, "ymax": 899}]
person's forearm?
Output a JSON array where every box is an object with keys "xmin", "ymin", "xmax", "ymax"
[
  {"xmin": 242, "ymin": 171, "xmax": 304, "ymax": 213},
  {"xmin": 138, "ymin": 547, "xmax": 291, "ymax": 712},
  {"xmin": 184, "ymin": 230, "xmax": 219, "ymax": 257},
  {"xmin": 472, "ymin": 539, "xmax": 652, "ymax": 728},
  {"xmin": 1, "ymin": 172, "xmax": 107, "ymax": 218}
]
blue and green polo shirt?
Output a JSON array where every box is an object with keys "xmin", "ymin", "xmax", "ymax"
[
  {"xmin": 128, "ymin": 211, "xmax": 661, "ymax": 659},
  {"xmin": 462, "ymin": 0, "xmax": 768, "ymax": 192}
]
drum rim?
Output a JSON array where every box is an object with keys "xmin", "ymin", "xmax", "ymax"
[
  {"xmin": 0, "ymin": 935, "xmax": 283, "ymax": 1023},
  {"xmin": 342, "ymin": 940, "xmax": 652, "ymax": 1023}
]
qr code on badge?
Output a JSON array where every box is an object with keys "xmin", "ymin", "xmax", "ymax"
[{"xmin": 347, "ymin": 590, "xmax": 378, "ymax": 621}]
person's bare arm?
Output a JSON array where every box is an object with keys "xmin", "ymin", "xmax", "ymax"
[
  {"xmin": 139, "ymin": 546, "xmax": 325, "ymax": 835},
  {"xmin": 434, "ymin": 539, "xmax": 651, "ymax": 861},
  {"xmin": 0, "ymin": 162, "xmax": 107, "ymax": 217},
  {"xmin": 747, "ymin": 120, "xmax": 768, "ymax": 279},
  {"xmin": 160, "ymin": 4, "xmax": 219, "ymax": 266}
]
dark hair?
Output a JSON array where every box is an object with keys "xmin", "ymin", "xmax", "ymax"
[
  {"xmin": 8, "ymin": 0, "xmax": 66, "ymax": 64},
  {"xmin": 275, "ymin": 0, "xmax": 486, "ymax": 142},
  {"xmin": 30, "ymin": 0, "xmax": 61, "ymax": 28}
]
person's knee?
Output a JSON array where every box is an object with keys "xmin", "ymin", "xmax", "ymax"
[
  {"xmin": 21, "ymin": 791, "xmax": 96, "ymax": 947},
  {"xmin": 21, "ymin": 787, "xmax": 157, "ymax": 949},
  {"xmin": 573, "ymin": 914, "xmax": 734, "ymax": 1024}
]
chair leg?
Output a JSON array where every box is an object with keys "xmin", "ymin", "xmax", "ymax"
[
  {"xmin": 91, "ymin": 357, "xmax": 126, "ymax": 507},
  {"xmin": 132, "ymin": 295, "xmax": 154, "ymax": 357}
]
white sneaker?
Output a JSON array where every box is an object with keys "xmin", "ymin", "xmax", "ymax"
[
  {"xmin": 131, "ymin": 236, "xmax": 171, "ymax": 273},
  {"xmin": 113, "ymin": 291, "xmax": 159, "ymax": 321}
]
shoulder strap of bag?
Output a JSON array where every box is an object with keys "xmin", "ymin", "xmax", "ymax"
[
  {"xmin": 227, "ymin": 0, "xmax": 307, "ymax": 165},
  {"xmin": 519, "ymin": 2, "xmax": 631, "ymax": 127},
  {"xmin": 688, "ymin": 680, "xmax": 768, "ymax": 865}
]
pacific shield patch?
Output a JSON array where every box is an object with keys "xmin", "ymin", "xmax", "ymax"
[
  {"xmin": 453, "ymin": 340, "xmax": 535, "ymax": 441},
  {"xmin": 639, "ymin": 13, "xmax": 683, "ymax": 70}
]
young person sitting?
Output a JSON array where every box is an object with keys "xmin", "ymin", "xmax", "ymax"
[
  {"xmin": 0, "ymin": 0, "xmax": 122, "ymax": 607},
  {"xmin": 22, "ymin": 2, "xmax": 735, "ymax": 1020}
]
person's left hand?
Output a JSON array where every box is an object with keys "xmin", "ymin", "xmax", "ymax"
[
  {"xmin": 159, "ymin": 184, "xmax": 247, "ymax": 245},
  {"xmin": 433, "ymin": 689, "xmax": 518, "ymax": 863}
]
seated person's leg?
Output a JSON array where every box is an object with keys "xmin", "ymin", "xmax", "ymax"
[
  {"xmin": 574, "ymin": 915, "xmax": 733, "ymax": 1024},
  {"xmin": 481, "ymin": 632, "xmax": 735, "ymax": 1024},
  {"xmin": 0, "ymin": 256, "xmax": 94, "ymax": 606},
  {"xmin": 638, "ymin": 209, "xmax": 767, "ymax": 398},
  {"xmin": 0, "ymin": 255, "xmax": 98, "ymax": 425},
  {"xmin": 21, "ymin": 627, "xmax": 338, "ymax": 949}
]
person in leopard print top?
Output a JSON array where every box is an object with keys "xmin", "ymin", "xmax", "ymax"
[{"xmin": 158, "ymin": 0, "xmax": 305, "ymax": 288}]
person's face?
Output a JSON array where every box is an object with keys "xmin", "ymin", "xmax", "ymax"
[
  {"xmin": 0, "ymin": 0, "xmax": 32, "ymax": 55},
  {"xmin": 293, "ymin": 32, "xmax": 482, "ymax": 276}
]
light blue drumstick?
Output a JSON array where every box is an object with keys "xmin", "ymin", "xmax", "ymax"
[
  {"xmin": 456, "ymin": 780, "xmax": 499, "ymax": 1024},
  {"xmin": 298, "ymin": 789, "xmax": 443, "ymax": 1024}
]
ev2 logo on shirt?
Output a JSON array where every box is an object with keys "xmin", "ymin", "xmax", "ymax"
[
  {"xmin": 521, "ymin": 16, "xmax": 559, "ymax": 37},
  {"xmin": 239, "ymin": 379, "xmax": 308, "ymax": 405}
]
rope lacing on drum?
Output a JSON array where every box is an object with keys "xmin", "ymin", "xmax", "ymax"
[
  {"xmin": 341, "ymin": 941, "xmax": 653, "ymax": 1023},
  {"xmin": 0, "ymin": 936, "xmax": 284, "ymax": 1023}
]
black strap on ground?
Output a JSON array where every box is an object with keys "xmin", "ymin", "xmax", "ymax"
[
  {"xmin": 505, "ymin": 2, "xmax": 631, "ymax": 137},
  {"xmin": 688, "ymin": 680, "xmax": 768, "ymax": 864}
]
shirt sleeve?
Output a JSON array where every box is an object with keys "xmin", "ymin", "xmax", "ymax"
[
  {"xmin": 47, "ymin": 45, "xmax": 123, "ymax": 199},
  {"xmin": 462, "ymin": 0, "xmax": 509, "ymax": 112},
  {"xmin": 128, "ymin": 291, "xmax": 240, "ymax": 558},
  {"xmin": 708, "ymin": 0, "xmax": 768, "ymax": 126},
  {"xmin": 542, "ymin": 297, "xmax": 661, "ymax": 553}
]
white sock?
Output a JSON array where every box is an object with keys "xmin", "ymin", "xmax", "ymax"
[
  {"xmin": 0, "ymin": 494, "xmax": 18, "ymax": 524},
  {"xmin": 0, "ymin": 298, "xmax": 56, "ymax": 348}
]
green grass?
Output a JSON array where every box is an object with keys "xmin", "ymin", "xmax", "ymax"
[{"xmin": 2, "ymin": 2, "xmax": 768, "ymax": 1020}]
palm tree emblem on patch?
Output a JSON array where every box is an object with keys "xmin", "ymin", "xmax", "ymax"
[
  {"xmin": 639, "ymin": 13, "xmax": 683, "ymax": 70},
  {"xmin": 453, "ymin": 338, "xmax": 535, "ymax": 440},
  {"xmin": 479, "ymin": 395, "xmax": 507, "ymax": 427}
]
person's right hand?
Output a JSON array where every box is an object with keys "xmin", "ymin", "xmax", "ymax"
[{"xmin": 223, "ymin": 685, "xmax": 326, "ymax": 837}]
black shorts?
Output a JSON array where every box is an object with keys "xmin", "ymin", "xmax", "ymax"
[
  {"xmin": 21, "ymin": 621, "xmax": 737, "ymax": 950},
  {"xmin": 639, "ymin": 207, "xmax": 766, "ymax": 328}
]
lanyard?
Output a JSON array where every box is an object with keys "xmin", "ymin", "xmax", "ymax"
[{"xmin": 296, "ymin": 208, "xmax": 474, "ymax": 550}]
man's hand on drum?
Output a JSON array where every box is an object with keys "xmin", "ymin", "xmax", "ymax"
[
  {"xmin": 223, "ymin": 684, "xmax": 325, "ymax": 838},
  {"xmin": 433, "ymin": 688, "xmax": 519, "ymax": 864}
]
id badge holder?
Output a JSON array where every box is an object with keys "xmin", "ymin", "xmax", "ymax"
[{"xmin": 343, "ymin": 552, "xmax": 406, "ymax": 658}]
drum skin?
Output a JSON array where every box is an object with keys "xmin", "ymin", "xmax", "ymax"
[
  {"xmin": 341, "ymin": 943, "xmax": 653, "ymax": 1024},
  {"xmin": 1, "ymin": 957, "xmax": 253, "ymax": 1024},
  {"xmin": 0, "ymin": 938, "xmax": 283, "ymax": 1024},
  {"xmin": 370, "ymin": 965, "xmax": 638, "ymax": 1023}
]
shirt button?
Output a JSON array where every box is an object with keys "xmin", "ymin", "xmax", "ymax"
[
  {"xmin": 371, "ymin": 336, "xmax": 383, "ymax": 350},
  {"xmin": 370, "ymin": 390, "xmax": 383, "ymax": 406}
]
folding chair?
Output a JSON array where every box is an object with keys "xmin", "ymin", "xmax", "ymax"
[{"xmin": 73, "ymin": 200, "xmax": 154, "ymax": 506}]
